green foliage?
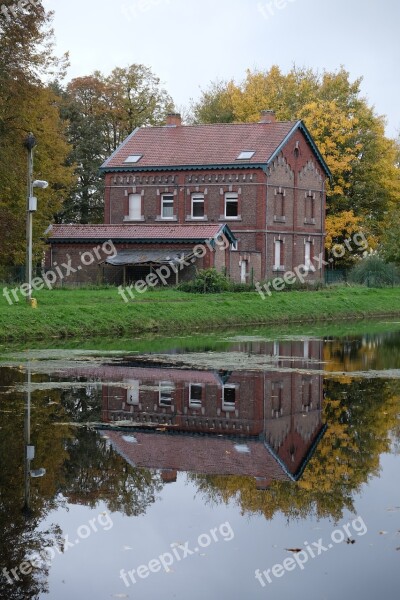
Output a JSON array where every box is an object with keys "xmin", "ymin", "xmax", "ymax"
[
  {"xmin": 179, "ymin": 268, "xmax": 232, "ymax": 293},
  {"xmin": 191, "ymin": 65, "xmax": 400, "ymax": 233},
  {"xmin": 348, "ymin": 255, "xmax": 400, "ymax": 287},
  {"xmin": 56, "ymin": 65, "xmax": 174, "ymax": 223},
  {"xmin": 0, "ymin": 2, "xmax": 73, "ymax": 267},
  {"xmin": 381, "ymin": 202, "xmax": 400, "ymax": 264}
]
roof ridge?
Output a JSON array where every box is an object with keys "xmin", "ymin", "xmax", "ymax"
[{"xmin": 141, "ymin": 120, "xmax": 297, "ymax": 130}]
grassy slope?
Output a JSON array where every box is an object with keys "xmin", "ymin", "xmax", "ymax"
[{"xmin": 0, "ymin": 286, "xmax": 399, "ymax": 342}]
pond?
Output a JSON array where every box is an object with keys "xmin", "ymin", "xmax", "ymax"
[{"xmin": 0, "ymin": 321, "xmax": 399, "ymax": 599}]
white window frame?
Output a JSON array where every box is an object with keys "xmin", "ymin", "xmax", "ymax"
[
  {"xmin": 230, "ymin": 241, "xmax": 238, "ymax": 251},
  {"xmin": 222, "ymin": 385, "xmax": 236, "ymax": 411},
  {"xmin": 159, "ymin": 381, "xmax": 174, "ymax": 406},
  {"xmin": 224, "ymin": 192, "xmax": 239, "ymax": 219},
  {"xmin": 240, "ymin": 259, "xmax": 247, "ymax": 284},
  {"xmin": 126, "ymin": 380, "xmax": 140, "ymax": 405},
  {"xmin": 127, "ymin": 193, "xmax": 142, "ymax": 220},
  {"xmin": 124, "ymin": 154, "xmax": 142, "ymax": 164},
  {"xmin": 189, "ymin": 383, "xmax": 203, "ymax": 408},
  {"xmin": 237, "ymin": 151, "xmax": 255, "ymax": 160},
  {"xmin": 273, "ymin": 240, "xmax": 283, "ymax": 270},
  {"xmin": 191, "ymin": 194, "xmax": 205, "ymax": 219},
  {"xmin": 305, "ymin": 241, "xmax": 312, "ymax": 270},
  {"xmin": 161, "ymin": 194, "xmax": 174, "ymax": 219}
]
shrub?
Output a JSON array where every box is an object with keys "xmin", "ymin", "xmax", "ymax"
[
  {"xmin": 178, "ymin": 268, "xmax": 232, "ymax": 293},
  {"xmin": 348, "ymin": 256, "xmax": 400, "ymax": 287}
]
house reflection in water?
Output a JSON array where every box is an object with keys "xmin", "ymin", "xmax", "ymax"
[{"xmin": 91, "ymin": 340, "xmax": 326, "ymax": 489}]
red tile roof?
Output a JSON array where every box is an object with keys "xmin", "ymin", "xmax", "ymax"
[
  {"xmin": 48, "ymin": 223, "xmax": 228, "ymax": 241},
  {"xmin": 102, "ymin": 121, "xmax": 298, "ymax": 170},
  {"xmin": 106, "ymin": 430, "xmax": 290, "ymax": 480},
  {"xmin": 65, "ymin": 365, "xmax": 223, "ymax": 386}
]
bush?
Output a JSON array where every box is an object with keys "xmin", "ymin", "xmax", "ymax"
[
  {"xmin": 178, "ymin": 268, "xmax": 232, "ymax": 293},
  {"xmin": 348, "ymin": 256, "xmax": 400, "ymax": 287}
]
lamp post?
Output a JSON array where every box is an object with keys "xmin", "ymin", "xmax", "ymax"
[
  {"xmin": 24, "ymin": 134, "xmax": 48, "ymax": 305},
  {"xmin": 23, "ymin": 360, "xmax": 46, "ymax": 519}
]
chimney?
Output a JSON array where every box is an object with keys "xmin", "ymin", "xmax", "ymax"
[
  {"xmin": 160, "ymin": 469, "xmax": 178, "ymax": 483},
  {"xmin": 166, "ymin": 113, "xmax": 182, "ymax": 127},
  {"xmin": 255, "ymin": 477, "xmax": 272, "ymax": 490},
  {"xmin": 259, "ymin": 110, "xmax": 276, "ymax": 124}
]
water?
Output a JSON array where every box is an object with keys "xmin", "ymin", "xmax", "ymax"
[{"xmin": 0, "ymin": 322, "xmax": 399, "ymax": 599}]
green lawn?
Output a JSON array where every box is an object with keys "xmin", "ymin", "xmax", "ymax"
[{"xmin": 0, "ymin": 285, "xmax": 400, "ymax": 342}]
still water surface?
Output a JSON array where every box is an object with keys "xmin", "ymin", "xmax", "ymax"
[{"xmin": 0, "ymin": 322, "xmax": 399, "ymax": 599}]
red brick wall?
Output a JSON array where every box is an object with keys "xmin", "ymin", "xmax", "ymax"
[
  {"xmin": 60, "ymin": 129, "xmax": 327, "ymax": 284},
  {"xmin": 47, "ymin": 242, "xmax": 207, "ymax": 286}
]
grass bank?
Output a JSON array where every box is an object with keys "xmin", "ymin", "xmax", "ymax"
[{"xmin": 0, "ymin": 285, "xmax": 399, "ymax": 342}]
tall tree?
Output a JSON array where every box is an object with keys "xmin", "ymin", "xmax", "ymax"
[
  {"xmin": 0, "ymin": 1, "xmax": 73, "ymax": 269},
  {"xmin": 190, "ymin": 66, "xmax": 400, "ymax": 252},
  {"xmin": 57, "ymin": 65, "xmax": 174, "ymax": 223}
]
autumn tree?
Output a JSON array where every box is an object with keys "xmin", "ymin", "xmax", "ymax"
[
  {"xmin": 0, "ymin": 1, "xmax": 73, "ymax": 270},
  {"xmin": 57, "ymin": 65, "xmax": 174, "ymax": 223},
  {"xmin": 191, "ymin": 66, "xmax": 400, "ymax": 253}
]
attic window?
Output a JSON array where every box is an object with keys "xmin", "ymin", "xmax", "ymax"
[
  {"xmin": 124, "ymin": 155, "xmax": 142, "ymax": 163},
  {"xmin": 237, "ymin": 151, "xmax": 255, "ymax": 160},
  {"xmin": 234, "ymin": 444, "xmax": 250, "ymax": 454}
]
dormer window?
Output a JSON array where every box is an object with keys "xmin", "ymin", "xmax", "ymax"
[
  {"xmin": 124, "ymin": 155, "xmax": 142, "ymax": 164},
  {"xmin": 237, "ymin": 151, "xmax": 255, "ymax": 160}
]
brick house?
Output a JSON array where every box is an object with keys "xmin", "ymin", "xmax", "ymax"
[
  {"xmin": 47, "ymin": 110, "xmax": 331, "ymax": 285},
  {"xmin": 64, "ymin": 337, "xmax": 326, "ymax": 487}
]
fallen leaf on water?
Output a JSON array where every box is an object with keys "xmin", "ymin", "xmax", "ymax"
[
  {"xmin": 123, "ymin": 546, "xmax": 132, "ymax": 550},
  {"xmin": 379, "ymin": 531, "xmax": 388, "ymax": 535},
  {"xmin": 285, "ymin": 548, "xmax": 302, "ymax": 553}
]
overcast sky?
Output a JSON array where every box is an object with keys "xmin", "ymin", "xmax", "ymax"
[{"xmin": 43, "ymin": 0, "xmax": 399, "ymax": 138}]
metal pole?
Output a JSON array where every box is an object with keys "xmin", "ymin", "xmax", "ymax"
[
  {"xmin": 23, "ymin": 362, "xmax": 32, "ymax": 517},
  {"xmin": 24, "ymin": 133, "xmax": 36, "ymax": 304}
]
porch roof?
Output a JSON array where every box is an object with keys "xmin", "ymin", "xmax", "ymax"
[
  {"xmin": 103, "ymin": 248, "xmax": 195, "ymax": 266},
  {"xmin": 46, "ymin": 223, "xmax": 236, "ymax": 244}
]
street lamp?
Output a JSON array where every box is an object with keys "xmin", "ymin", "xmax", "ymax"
[
  {"xmin": 23, "ymin": 361, "xmax": 46, "ymax": 518},
  {"xmin": 24, "ymin": 134, "xmax": 48, "ymax": 305}
]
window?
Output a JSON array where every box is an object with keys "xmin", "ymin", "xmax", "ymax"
[
  {"xmin": 222, "ymin": 386, "xmax": 236, "ymax": 411},
  {"xmin": 237, "ymin": 151, "xmax": 255, "ymax": 160},
  {"xmin": 305, "ymin": 241, "xmax": 312, "ymax": 270},
  {"xmin": 161, "ymin": 194, "xmax": 174, "ymax": 219},
  {"xmin": 126, "ymin": 380, "xmax": 139, "ymax": 405},
  {"xmin": 189, "ymin": 384, "xmax": 202, "ymax": 408},
  {"xmin": 124, "ymin": 155, "xmax": 142, "ymax": 163},
  {"xmin": 159, "ymin": 382, "xmax": 174, "ymax": 407},
  {"xmin": 230, "ymin": 241, "xmax": 238, "ymax": 251},
  {"xmin": 271, "ymin": 382, "xmax": 283, "ymax": 417},
  {"xmin": 240, "ymin": 259, "xmax": 247, "ymax": 284},
  {"xmin": 274, "ymin": 187, "xmax": 285, "ymax": 219},
  {"xmin": 225, "ymin": 193, "xmax": 238, "ymax": 218},
  {"xmin": 128, "ymin": 194, "xmax": 141, "ymax": 220},
  {"xmin": 305, "ymin": 191, "xmax": 315, "ymax": 222},
  {"xmin": 191, "ymin": 194, "xmax": 204, "ymax": 219},
  {"xmin": 301, "ymin": 376, "xmax": 312, "ymax": 411},
  {"xmin": 274, "ymin": 240, "xmax": 283, "ymax": 270}
]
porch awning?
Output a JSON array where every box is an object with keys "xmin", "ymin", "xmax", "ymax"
[{"xmin": 103, "ymin": 249, "xmax": 195, "ymax": 267}]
